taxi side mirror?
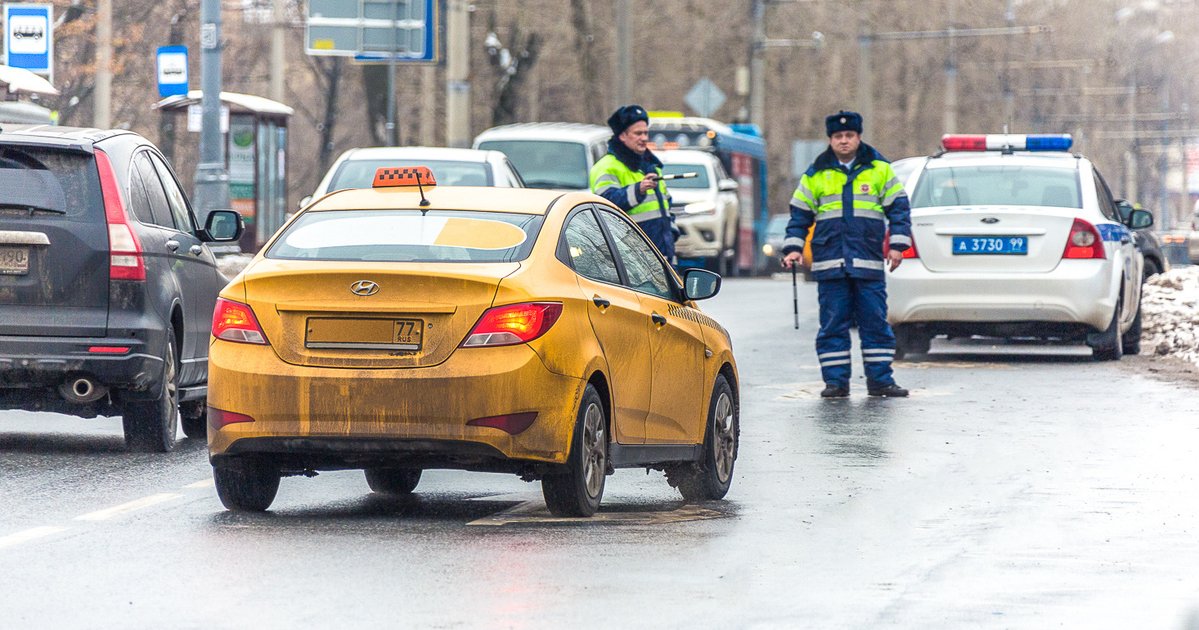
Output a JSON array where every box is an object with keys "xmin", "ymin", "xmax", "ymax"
[{"xmin": 683, "ymin": 268, "xmax": 721, "ymax": 301}]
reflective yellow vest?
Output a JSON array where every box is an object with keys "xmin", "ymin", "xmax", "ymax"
[{"xmin": 589, "ymin": 154, "xmax": 670, "ymax": 222}]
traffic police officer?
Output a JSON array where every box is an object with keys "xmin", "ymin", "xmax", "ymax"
[
  {"xmin": 781, "ymin": 111, "xmax": 912, "ymax": 398},
  {"xmin": 590, "ymin": 104, "xmax": 676, "ymax": 260}
]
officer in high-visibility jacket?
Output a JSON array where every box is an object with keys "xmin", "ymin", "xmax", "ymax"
[
  {"xmin": 781, "ymin": 111, "xmax": 912, "ymax": 398},
  {"xmin": 590, "ymin": 104, "xmax": 676, "ymax": 260}
]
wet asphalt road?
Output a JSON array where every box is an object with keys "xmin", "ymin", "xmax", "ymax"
[{"xmin": 3, "ymin": 277, "xmax": 1199, "ymax": 629}]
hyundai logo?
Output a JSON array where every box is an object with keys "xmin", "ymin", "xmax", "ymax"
[
  {"xmin": 981, "ymin": 217, "xmax": 1000, "ymax": 224},
  {"xmin": 350, "ymin": 280, "xmax": 379, "ymax": 296}
]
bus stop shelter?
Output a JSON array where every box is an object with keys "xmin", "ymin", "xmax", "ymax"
[{"xmin": 154, "ymin": 91, "xmax": 293, "ymax": 251}]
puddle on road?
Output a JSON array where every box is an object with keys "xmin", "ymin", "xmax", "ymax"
[{"xmin": 467, "ymin": 499, "xmax": 732, "ymax": 527}]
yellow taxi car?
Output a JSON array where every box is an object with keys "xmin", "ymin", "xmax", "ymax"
[{"xmin": 207, "ymin": 167, "xmax": 739, "ymax": 516}]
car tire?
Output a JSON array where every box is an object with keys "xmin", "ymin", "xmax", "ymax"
[
  {"xmin": 180, "ymin": 401, "xmax": 207, "ymax": 439},
  {"xmin": 1143, "ymin": 257, "xmax": 1162, "ymax": 280},
  {"xmin": 1123, "ymin": 287, "xmax": 1143, "ymax": 356},
  {"xmin": 1089, "ymin": 293, "xmax": 1124, "ymax": 361},
  {"xmin": 893, "ymin": 325, "xmax": 931, "ymax": 361},
  {"xmin": 542, "ymin": 384, "xmax": 607, "ymax": 517},
  {"xmin": 122, "ymin": 326, "xmax": 180, "ymax": 452},
  {"xmin": 365, "ymin": 468, "xmax": 422, "ymax": 495},
  {"xmin": 666, "ymin": 374, "xmax": 738, "ymax": 502},
  {"xmin": 722, "ymin": 226, "xmax": 740, "ymax": 277},
  {"xmin": 213, "ymin": 459, "xmax": 281, "ymax": 512}
]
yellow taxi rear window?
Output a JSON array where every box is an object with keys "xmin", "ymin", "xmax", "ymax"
[{"xmin": 266, "ymin": 210, "xmax": 544, "ymax": 262}]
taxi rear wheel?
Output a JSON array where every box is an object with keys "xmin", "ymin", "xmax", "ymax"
[
  {"xmin": 213, "ymin": 460, "xmax": 281, "ymax": 512},
  {"xmin": 542, "ymin": 384, "xmax": 606, "ymax": 517},
  {"xmin": 667, "ymin": 375, "xmax": 738, "ymax": 502},
  {"xmin": 365, "ymin": 468, "xmax": 422, "ymax": 495}
]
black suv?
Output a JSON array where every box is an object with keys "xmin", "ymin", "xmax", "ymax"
[{"xmin": 0, "ymin": 125, "xmax": 241, "ymax": 451}]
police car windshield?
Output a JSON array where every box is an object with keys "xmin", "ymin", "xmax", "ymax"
[
  {"xmin": 330, "ymin": 159, "xmax": 491, "ymax": 190},
  {"xmin": 911, "ymin": 165, "xmax": 1081, "ymax": 209},
  {"xmin": 661, "ymin": 164, "xmax": 711, "ymax": 189},
  {"xmin": 476, "ymin": 140, "xmax": 588, "ymax": 190}
]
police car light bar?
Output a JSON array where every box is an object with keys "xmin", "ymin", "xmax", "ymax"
[{"xmin": 941, "ymin": 134, "xmax": 1073, "ymax": 152}]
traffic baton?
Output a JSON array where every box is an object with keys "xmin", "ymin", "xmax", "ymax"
[
  {"xmin": 660, "ymin": 172, "xmax": 698, "ymax": 180},
  {"xmin": 791, "ymin": 264, "xmax": 799, "ymax": 330}
]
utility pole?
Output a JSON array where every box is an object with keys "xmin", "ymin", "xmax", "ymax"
[
  {"xmin": 445, "ymin": 0, "xmax": 471, "ymax": 148},
  {"xmin": 421, "ymin": 65, "xmax": 436, "ymax": 146},
  {"xmin": 749, "ymin": 0, "xmax": 818, "ymax": 131},
  {"xmin": 615, "ymin": 0, "xmax": 631, "ymax": 107},
  {"xmin": 270, "ymin": 0, "xmax": 285, "ymax": 103},
  {"xmin": 93, "ymin": 0, "xmax": 112, "ymax": 128},
  {"xmin": 193, "ymin": 0, "xmax": 231, "ymax": 228},
  {"xmin": 385, "ymin": 0, "xmax": 399, "ymax": 146}
]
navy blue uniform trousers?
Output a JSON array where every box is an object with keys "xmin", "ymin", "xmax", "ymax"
[{"xmin": 816, "ymin": 277, "xmax": 897, "ymax": 389}]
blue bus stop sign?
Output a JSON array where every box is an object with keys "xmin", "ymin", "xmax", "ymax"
[
  {"xmin": 156, "ymin": 46, "xmax": 189, "ymax": 98},
  {"xmin": 3, "ymin": 4, "xmax": 54, "ymax": 82}
]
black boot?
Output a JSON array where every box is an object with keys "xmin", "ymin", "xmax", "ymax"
[
  {"xmin": 867, "ymin": 383, "xmax": 909, "ymax": 397},
  {"xmin": 820, "ymin": 384, "xmax": 849, "ymax": 398}
]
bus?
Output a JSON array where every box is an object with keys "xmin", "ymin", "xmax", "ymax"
[{"xmin": 648, "ymin": 116, "xmax": 769, "ymax": 274}]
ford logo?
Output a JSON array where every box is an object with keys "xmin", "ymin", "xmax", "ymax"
[
  {"xmin": 981, "ymin": 217, "xmax": 1000, "ymax": 224},
  {"xmin": 350, "ymin": 280, "xmax": 379, "ymax": 296}
]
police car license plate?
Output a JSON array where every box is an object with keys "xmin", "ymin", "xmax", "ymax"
[
  {"xmin": 0, "ymin": 246, "xmax": 30, "ymax": 275},
  {"xmin": 306, "ymin": 317, "xmax": 423, "ymax": 351},
  {"xmin": 952, "ymin": 236, "xmax": 1028, "ymax": 255}
]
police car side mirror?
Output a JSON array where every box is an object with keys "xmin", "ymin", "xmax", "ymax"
[
  {"xmin": 683, "ymin": 268, "xmax": 721, "ymax": 301},
  {"xmin": 1129, "ymin": 209, "xmax": 1154, "ymax": 230}
]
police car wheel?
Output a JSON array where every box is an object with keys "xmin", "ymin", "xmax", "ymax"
[
  {"xmin": 668, "ymin": 375, "xmax": 738, "ymax": 502},
  {"xmin": 1122, "ymin": 291, "xmax": 1143, "ymax": 356},
  {"xmin": 542, "ymin": 385, "xmax": 607, "ymax": 517},
  {"xmin": 1089, "ymin": 290, "xmax": 1124, "ymax": 361}
]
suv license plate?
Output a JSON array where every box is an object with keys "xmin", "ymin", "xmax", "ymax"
[
  {"xmin": 0, "ymin": 246, "xmax": 30, "ymax": 275},
  {"xmin": 952, "ymin": 236, "xmax": 1028, "ymax": 255}
]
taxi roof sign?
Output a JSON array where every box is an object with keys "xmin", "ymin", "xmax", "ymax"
[{"xmin": 373, "ymin": 166, "xmax": 437, "ymax": 188}]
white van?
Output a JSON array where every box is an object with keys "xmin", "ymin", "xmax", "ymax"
[{"xmin": 473, "ymin": 122, "xmax": 610, "ymax": 191}]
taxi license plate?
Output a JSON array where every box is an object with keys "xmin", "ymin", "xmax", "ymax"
[
  {"xmin": 952, "ymin": 236, "xmax": 1028, "ymax": 255},
  {"xmin": 306, "ymin": 317, "xmax": 424, "ymax": 351},
  {"xmin": 0, "ymin": 246, "xmax": 30, "ymax": 275}
]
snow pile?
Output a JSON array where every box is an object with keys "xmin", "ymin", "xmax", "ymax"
[
  {"xmin": 216, "ymin": 254, "xmax": 255, "ymax": 279},
  {"xmin": 1141, "ymin": 266, "xmax": 1199, "ymax": 367}
]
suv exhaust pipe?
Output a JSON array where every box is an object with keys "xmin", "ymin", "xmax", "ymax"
[{"xmin": 59, "ymin": 375, "xmax": 108, "ymax": 404}]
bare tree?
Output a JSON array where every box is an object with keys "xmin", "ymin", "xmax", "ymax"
[
  {"xmin": 485, "ymin": 12, "xmax": 541, "ymax": 126},
  {"xmin": 568, "ymin": 0, "xmax": 603, "ymax": 122}
]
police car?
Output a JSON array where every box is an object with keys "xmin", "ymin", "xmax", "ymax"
[{"xmin": 887, "ymin": 134, "xmax": 1152, "ymax": 361}]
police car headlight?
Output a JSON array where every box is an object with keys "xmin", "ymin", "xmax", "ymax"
[{"xmin": 684, "ymin": 201, "xmax": 717, "ymax": 215}]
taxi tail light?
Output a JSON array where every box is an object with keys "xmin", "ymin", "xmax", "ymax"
[
  {"xmin": 96, "ymin": 149, "xmax": 146, "ymax": 281},
  {"xmin": 208, "ymin": 407, "xmax": 255, "ymax": 429},
  {"xmin": 212, "ymin": 298, "xmax": 269, "ymax": 345},
  {"xmin": 462, "ymin": 302, "xmax": 563, "ymax": 347},
  {"xmin": 1062, "ymin": 219, "xmax": 1106, "ymax": 260},
  {"xmin": 467, "ymin": 412, "xmax": 538, "ymax": 435}
]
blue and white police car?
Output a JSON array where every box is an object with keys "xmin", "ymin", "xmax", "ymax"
[{"xmin": 887, "ymin": 134, "xmax": 1152, "ymax": 361}]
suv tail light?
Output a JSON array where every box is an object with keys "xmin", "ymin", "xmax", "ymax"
[
  {"xmin": 212, "ymin": 298, "xmax": 269, "ymax": 345},
  {"xmin": 95, "ymin": 149, "xmax": 146, "ymax": 281},
  {"xmin": 462, "ymin": 302, "xmax": 563, "ymax": 347},
  {"xmin": 1062, "ymin": 219, "xmax": 1106, "ymax": 259}
]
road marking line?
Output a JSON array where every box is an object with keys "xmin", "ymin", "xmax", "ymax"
[
  {"xmin": 74, "ymin": 493, "xmax": 183, "ymax": 522},
  {"xmin": 184, "ymin": 479, "xmax": 214, "ymax": 489},
  {"xmin": 0, "ymin": 526, "xmax": 69, "ymax": 550}
]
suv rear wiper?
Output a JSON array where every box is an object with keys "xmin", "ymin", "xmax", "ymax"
[{"xmin": 0, "ymin": 204, "xmax": 67, "ymax": 215}]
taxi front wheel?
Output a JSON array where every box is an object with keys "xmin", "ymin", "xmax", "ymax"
[
  {"xmin": 213, "ymin": 460, "xmax": 281, "ymax": 512},
  {"xmin": 542, "ymin": 384, "xmax": 607, "ymax": 517},
  {"xmin": 365, "ymin": 468, "xmax": 422, "ymax": 495},
  {"xmin": 667, "ymin": 375, "xmax": 738, "ymax": 502}
]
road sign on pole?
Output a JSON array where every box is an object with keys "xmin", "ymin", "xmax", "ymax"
[
  {"xmin": 684, "ymin": 77, "xmax": 726, "ymax": 119},
  {"xmin": 306, "ymin": 0, "xmax": 437, "ymax": 63},
  {"xmin": 3, "ymin": 3, "xmax": 54, "ymax": 83},
  {"xmin": 156, "ymin": 46, "xmax": 189, "ymax": 98}
]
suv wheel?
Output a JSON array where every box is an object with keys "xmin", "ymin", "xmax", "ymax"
[
  {"xmin": 180, "ymin": 401, "xmax": 207, "ymax": 439},
  {"xmin": 123, "ymin": 326, "xmax": 180, "ymax": 452}
]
